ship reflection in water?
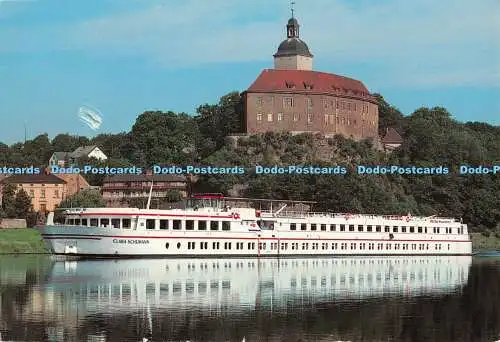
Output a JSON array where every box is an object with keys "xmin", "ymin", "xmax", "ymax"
[{"xmin": 3, "ymin": 255, "xmax": 500, "ymax": 341}]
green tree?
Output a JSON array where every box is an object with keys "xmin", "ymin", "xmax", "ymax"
[
  {"xmin": 51, "ymin": 134, "xmax": 89, "ymax": 153},
  {"xmin": 1, "ymin": 184, "xmax": 18, "ymax": 218},
  {"xmin": 57, "ymin": 189, "xmax": 106, "ymax": 209},
  {"xmin": 129, "ymin": 111, "xmax": 197, "ymax": 166},
  {"xmin": 14, "ymin": 189, "xmax": 33, "ymax": 218},
  {"xmin": 195, "ymin": 91, "xmax": 244, "ymax": 158}
]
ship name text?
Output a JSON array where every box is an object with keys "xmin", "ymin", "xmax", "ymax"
[{"xmin": 112, "ymin": 239, "xmax": 150, "ymax": 244}]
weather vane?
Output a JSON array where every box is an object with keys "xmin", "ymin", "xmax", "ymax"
[{"xmin": 291, "ymin": 1, "xmax": 295, "ymax": 18}]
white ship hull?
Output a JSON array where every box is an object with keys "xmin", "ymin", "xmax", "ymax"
[
  {"xmin": 39, "ymin": 197, "xmax": 472, "ymax": 257},
  {"xmin": 39, "ymin": 225, "xmax": 472, "ymax": 257}
]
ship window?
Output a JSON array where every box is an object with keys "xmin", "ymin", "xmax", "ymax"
[
  {"xmin": 417, "ymin": 226, "xmax": 422, "ymax": 233},
  {"xmin": 222, "ymin": 221, "xmax": 230, "ymax": 231},
  {"xmin": 81, "ymin": 218, "xmax": 88, "ymax": 226},
  {"xmin": 111, "ymin": 219, "xmax": 120, "ymax": 228},
  {"xmin": 198, "ymin": 221, "xmax": 207, "ymax": 230},
  {"xmin": 173, "ymin": 220, "xmax": 181, "ymax": 230},
  {"xmin": 384, "ymin": 226, "xmax": 390, "ymax": 232},
  {"xmin": 349, "ymin": 225, "xmax": 354, "ymax": 232},
  {"xmin": 159, "ymin": 220, "xmax": 168, "ymax": 230},
  {"xmin": 357, "ymin": 225, "xmax": 363, "ymax": 232},
  {"xmin": 90, "ymin": 218, "xmax": 98, "ymax": 227},
  {"xmin": 186, "ymin": 220, "xmax": 194, "ymax": 230},
  {"xmin": 340, "ymin": 224, "xmax": 345, "ymax": 231},
  {"xmin": 393, "ymin": 226, "xmax": 398, "ymax": 232},
  {"xmin": 321, "ymin": 224, "xmax": 326, "ymax": 231},
  {"xmin": 376, "ymin": 225, "xmax": 381, "ymax": 232},
  {"xmin": 210, "ymin": 221, "xmax": 219, "ymax": 231},
  {"xmin": 425, "ymin": 227, "xmax": 428, "ymax": 233},
  {"xmin": 330, "ymin": 224, "xmax": 336, "ymax": 231},
  {"xmin": 146, "ymin": 219, "xmax": 155, "ymax": 230},
  {"xmin": 122, "ymin": 219, "xmax": 131, "ymax": 229},
  {"xmin": 401, "ymin": 226, "xmax": 406, "ymax": 232},
  {"xmin": 311, "ymin": 224, "xmax": 317, "ymax": 231},
  {"xmin": 301, "ymin": 223, "xmax": 307, "ymax": 231},
  {"xmin": 290, "ymin": 223, "xmax": 296, "ymax": 231},
  {"xmin": 410, "ymin": 226, "xmax": 415, "ymax": 233},
  {"xmin": 367, "ymin": 225, "xmax": 373, "ymax": 232},
  {"xmin": 100, "ymin": 218, "xmax": 109, "ymax": 227}
]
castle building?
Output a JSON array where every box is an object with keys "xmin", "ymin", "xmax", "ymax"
[{"xmin": 242, "ymin": 13, "xmax": 379, "ymax": 140}]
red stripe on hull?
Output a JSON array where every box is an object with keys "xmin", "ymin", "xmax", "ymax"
[{"xmin": 41, "ymin": 234, "xmax": 470, "ymax": 243}]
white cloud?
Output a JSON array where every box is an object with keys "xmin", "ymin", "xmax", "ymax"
[{"xmin": 1, "ymin": 0, "xmax": 499, "ymax": 87}]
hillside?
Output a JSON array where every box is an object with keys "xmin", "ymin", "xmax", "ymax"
[{"xmin": 0, "ymin": 92, "xmax": 499, "ymax": 233}]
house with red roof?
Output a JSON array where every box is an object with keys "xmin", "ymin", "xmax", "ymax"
[
  {"xmin": 381, "ymin": 127, "xmax": 404, "ymax": 152},
  {"xmin": 242, "ymin": 14, "xmax": 379, "ymax": 141}
]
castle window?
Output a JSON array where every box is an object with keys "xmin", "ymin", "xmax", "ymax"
[
  {"xmin": 324, "ymin": 115, "xmax": 328, "ymax": 125},
  {"xmin": 306, "ymin": 98, "xmax": 313, "ymax": 109},
  {"xmin": 336, "ymin": 100, "xmax": 339, "ymax": 109},
  {"xmin": 284, "ymin": 97, "xmax": 294, "ymax": 108},
  {"xmin": 347, "ymin": 103, "xmax": 351, "ymax": 110},
  {"xmin": 277, "ymin": 113, "xmax": 283, "ymax": 121},
  {"xmin": 293, "ymin": 113, "xmax": 299, "ymax": 121},
  {"xmin": 256, "ymin": 113, "xmax": 263, "ymax": 121},
  {"xmin": 267, "ymin": 96, "xmax": 274, "ymax": 106},
  {"xmin": 323, "ymin": 99, "xmax": 329, "ymax": 109},
  {"xmin": 267, "ymin": 113, "xmax": 273, "ymax": 122},
  {"xmin": 354, "ymin": 103, "xmax": 357, "ymax": 111},
  {"xmin": 256, "ymin": 97, "xmax": 263, "ymax": 107},
  {"xmin": 307, "ymin": 113, "xmax": 312, "ymax": 123}
]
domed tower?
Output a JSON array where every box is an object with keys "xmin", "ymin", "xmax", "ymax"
[{"xmin": 273, "ymin": 12, "xmax": 313, "ymax": 70}]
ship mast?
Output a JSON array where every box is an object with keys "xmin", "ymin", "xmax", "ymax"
[{"xmin": 146, "ymin": 180, "xmax": 153, "ymax": 210}]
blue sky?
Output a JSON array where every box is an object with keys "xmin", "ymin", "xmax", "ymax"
[{"xmin": 0, "ymin": 0, "xmax": 499, "ymax": 145}]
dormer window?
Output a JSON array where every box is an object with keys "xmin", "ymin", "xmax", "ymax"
[
  {"xmin": 285, "ymin": 81, "xmax": 296, "ymax": 89},
  {"xmin": 303, "ymin": 82, "xmax": 313, "ymax": 90}
]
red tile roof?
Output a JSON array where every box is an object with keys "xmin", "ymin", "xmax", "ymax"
[
  {"xmin": 0, "ymin": 174, "xmax": 67, "ymax": 184},
  {"xmin": 381, "ymin": 127, "xmax": 403, "ymax": 144},
  {"xmin": 247, "ymin": 69, "xmax": 376, "ymax": 102}
]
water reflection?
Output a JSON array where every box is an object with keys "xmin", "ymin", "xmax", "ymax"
[
  {"xmin": 3, "ymin": 255, "xmax": 500, "ymax": 341},
  {"xmin": 47, "ymin": 256, "xmax": 470, "ymax": 313}
]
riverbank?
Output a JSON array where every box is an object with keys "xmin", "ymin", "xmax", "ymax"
[
  {"xmin": 0, "ymin": 229, "xmax": 499, "ymax": 254},
  {"xmin": 0, "ymin": 229, "xmax": 49, "ymax": 254}
]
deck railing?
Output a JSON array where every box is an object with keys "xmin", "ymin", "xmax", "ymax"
[{"xmin": 260, "ymin": 210, "xmax": 459, "ymax": 222}]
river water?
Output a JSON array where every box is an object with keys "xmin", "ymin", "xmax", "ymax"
[{"xmin": 0, "ymin": 255, "xmax": 499, "ymax": 342}]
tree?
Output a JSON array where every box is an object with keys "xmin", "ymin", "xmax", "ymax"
[
  {"xmin": 14, "ymin": 189, "xmax": 33, "ymax": 218},
  {"xmin": 51, "ymin": 134, "xmax": 88, "ymax": 153},
  {"xmin": 195, "ymin": 92, "xmax": 244, "ymax": 158},
  {"xmin": 57, "ymin": 189, "xmax": 106, "ymax": 209},
  {"xmin": 373, "ymin": 93, "xmax": 405, "ymax": 136},
  {"xmin": 129, "ymin": 111, "xmax": 197, "ymax": 166},
  {"xmin": 0, "ymin": 184, "xmax": 32, "ymax": 219},
  {"xmin": 1, "ymin": 184, "xmax": 18, "ymax": 218}
]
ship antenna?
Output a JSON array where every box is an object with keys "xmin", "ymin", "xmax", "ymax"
[{"xmin": 146, "ymin": 179, "xmax": 154, "ymax": 210}]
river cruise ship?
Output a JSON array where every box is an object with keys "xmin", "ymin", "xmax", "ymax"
[{"xmin": 38, "ymin": 193, "xmax": 472, "ymax": 257}]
